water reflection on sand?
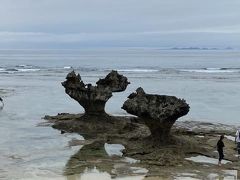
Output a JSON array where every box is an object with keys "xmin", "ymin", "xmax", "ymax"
[
  {"xmin": 174, "ymin": 170, "xmax": 237, "ymax": 180},
  {"xmin": 67, "ymin": 167, "xmax": 145, "ymax": 180},
  {"xmin": 64, "ymin": 140, "xmax": 148, "ymax": 179}
]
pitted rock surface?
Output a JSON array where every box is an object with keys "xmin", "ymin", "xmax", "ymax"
[
  {"xmin": 96, "ymin": 70, "xmax": 130, "ymax": 92},
  {"xmin": 122, "ymin": 87, "xmax": 190, "ymax": 142},
  {"xmin": 62, "ymin": 70, "xmax": 129, "ymax": 116}
]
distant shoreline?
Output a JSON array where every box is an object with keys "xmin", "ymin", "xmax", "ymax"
[{"xmin": 0, "ymin": 47, "xmax": 238, "ymax": 51}]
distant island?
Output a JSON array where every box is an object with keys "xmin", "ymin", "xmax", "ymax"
[{"xmin": 170, "ymin": 47, "xmax": 233, "ymax": 50}]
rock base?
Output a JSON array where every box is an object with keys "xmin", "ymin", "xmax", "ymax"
[{"xmin": 44, "ymin": 114, "xmax": 240, "ymax": 178}]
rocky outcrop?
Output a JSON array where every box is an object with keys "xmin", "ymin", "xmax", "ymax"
[
  {"xmin": 62, "ymin": 70, "xmax": 129, "ymax": 116},
  {"xmin": 45, "ymin": 113, "xmax": 239, "ymax": 179},
  {"xmin": 46, "ymin": 71, "xmax": 240, "ymax": 179},
  {"xmin": 122, "ymin": 87, "xmax": 190, "ymax": 143},
  {"xmin": 96, "ymin": 70, "xmax": 129, "ymax": 92}
]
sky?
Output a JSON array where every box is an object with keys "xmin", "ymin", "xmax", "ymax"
[{"xmin": 0, "ymin": 0, "xmax": 239, "ymax": 49}]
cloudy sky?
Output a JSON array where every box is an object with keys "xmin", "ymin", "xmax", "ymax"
[{"xmin": 0, "ymin": 0, "xmax": 239, "ymax": 49}]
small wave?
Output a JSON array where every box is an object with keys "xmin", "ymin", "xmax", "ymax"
[
  {"xmin": 181, "ymin": 68, "xmax": 240, "ymax": 73},
  {"xmin": 5, "ymin": 68, "xmax": 18, "ymax": 72},
  {"xmin": 16, "ymin": 64, "xmax": 33, "ymax": 68},
  {"xmin": 63, "ymin": 66, "xmax": 73, "ymax": 69},
  {"xmin": 46, "ymin": 67, "xmax": 97, "ymax": 73},
  {"xmin": 0, "ymin": 67, "xmax": 41, "ymax": 73},
  {"xmin": 116, "ymin": 69, "xmax": 159, "ymax": 73},
  {"xmin": 15, "ymin": 65, "xmax": 41, "ymax": 72},
  {"xmin": 75, "ymin": 67, "xmax": 98, "ymax": 72},
  {"xmin": 0, "ymin": 68, "xmax": 14, "ymax": 74},
  {"xmin": 17, "ymin": 68, "xmax": 41, "ymax": 72},
  {"xmin": 205, "ymin": 68, "xmax": 221, "ymax": 70}
]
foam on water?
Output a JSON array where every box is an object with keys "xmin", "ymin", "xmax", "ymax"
[
  {"xmin": 63, "ymin": 66, "xmax": 72, "ymax": 69},
  {"xmin": 16, "ymin": 64, "xmax": 34, "ymax": 68},
  {"xmin": 180, "ymin": 68, "xmax": 240, "ymax": 73},
  {"xmin": 17, "ymin": 68, "xmax": 41, "ymax": 72},
  {"xmin": 0, "ymin": 67, "xmax": 41, "ymax": 73},
  {"xmin": 116, "ymin": 69, "xmax": 159, "ymax": 73}
]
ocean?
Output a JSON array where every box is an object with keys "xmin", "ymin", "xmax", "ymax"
[{"xmin": 0, "ymin": 49, "xmax": 240, "ymax": 179}]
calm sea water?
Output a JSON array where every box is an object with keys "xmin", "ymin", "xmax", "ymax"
[{"xmin": 0, "ymin": 49, "xmax": 240, "ymax": 179}]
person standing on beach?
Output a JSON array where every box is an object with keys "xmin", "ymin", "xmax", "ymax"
[
  {"xmin": 217, "ymin": 135, "xmax": 225, "ymax": 166},
  {"xmin": 235, "ymin": 129, "xmax": 240, "ymax": 157}
]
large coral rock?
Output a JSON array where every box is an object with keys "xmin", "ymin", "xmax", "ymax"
[
  {"xmin": 122, "ymin": 87, "xmax": 190, "ymax": 143},
  {"xmin": 62, "ymin": 70, "xmax": 129, "ymax": 116},
  {"xmin": 96, "ymin": 70, "xmax": 129, "ymax": 92}
]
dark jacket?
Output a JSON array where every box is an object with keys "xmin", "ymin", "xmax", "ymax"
[{"xmin": 217, "ymin": 139, "xmax": 224, "ymax": 151}]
